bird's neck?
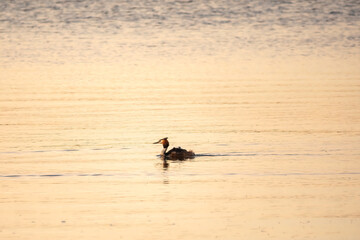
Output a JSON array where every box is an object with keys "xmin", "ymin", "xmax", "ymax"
[{"xmin": 161, "ymin": 147, "xmax": 168, "ymax": 156}]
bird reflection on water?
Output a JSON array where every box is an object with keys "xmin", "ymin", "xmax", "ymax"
[{"xmin": 161, "ymin": 159, "xmax": 169, "ymax": 169}]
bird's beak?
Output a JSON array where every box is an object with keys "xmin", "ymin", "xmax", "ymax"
[{"xmin": 153, "ymin": 140, "xmax": 161, "ymax": 144}]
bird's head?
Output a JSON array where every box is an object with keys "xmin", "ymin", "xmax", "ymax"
[{"xmin": 153, "ymin": 137, "xmax": 169, "ymax": 148}]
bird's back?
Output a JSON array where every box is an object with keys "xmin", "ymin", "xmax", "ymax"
[{"xmin": 166, "ymin": 147, "xmax": 195, "ymax": 160}]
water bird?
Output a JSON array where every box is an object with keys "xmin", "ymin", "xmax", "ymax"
[{"xmin": 153, "ymin": 137, "xmax": 195, "ymax": 160}]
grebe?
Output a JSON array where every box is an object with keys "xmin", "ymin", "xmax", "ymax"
[{"xmin": 153, "ymin": 137, "xmax": 195, "ymax": 160}]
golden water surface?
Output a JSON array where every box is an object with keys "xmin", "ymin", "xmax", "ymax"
[{"xmin": 1, "ymin": 0, "xmax": 360, "ymax": 239}]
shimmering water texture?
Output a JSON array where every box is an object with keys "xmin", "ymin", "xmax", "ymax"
[
  {"xmin": 1, "ymin": 0, "xmax": 359, "ymax": 66},
  {"xmin": 1, "ymin": 0, "xmax": 360, "ymax": 240}
]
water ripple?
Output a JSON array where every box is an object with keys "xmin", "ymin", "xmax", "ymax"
[{"xmin": 1, "ymin": 171, "xmax": 359, "ymax": 179}]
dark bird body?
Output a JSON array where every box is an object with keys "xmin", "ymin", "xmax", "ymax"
[{"xmin": 153, "ymin": 137, "xmax": 195, "ymax": 160}]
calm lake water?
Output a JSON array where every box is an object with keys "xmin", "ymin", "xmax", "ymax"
[{"xmin": 1, "ymin": 0, "xmax": 360, "ymax": 239}]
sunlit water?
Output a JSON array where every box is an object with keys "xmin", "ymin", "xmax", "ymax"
[{"xmin": 1, "ymin": 0, "xmax": 360, "ymax": 239}]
